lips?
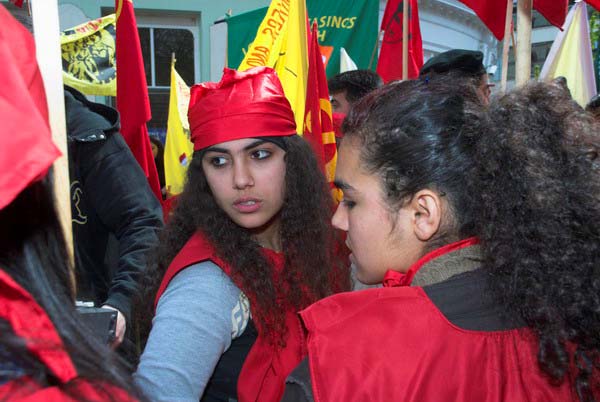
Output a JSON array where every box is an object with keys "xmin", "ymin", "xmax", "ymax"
[{"xmin": 233, "ymin": 197, "xmax": 262, "ymax": 213}]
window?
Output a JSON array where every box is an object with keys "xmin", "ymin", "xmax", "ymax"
[
  {"xmin": 507, "ymin": 41, "xmax": 553, "ymax": 81},
  {"xmin": 137, "ymin": 26, "xmax": 196, "ymax": 140},
  {"xmin": 102, "ymin": 9, "xmax": 200, "ymax": 142}
]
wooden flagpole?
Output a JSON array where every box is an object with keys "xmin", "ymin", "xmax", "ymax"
[
  {"xmin": 402, "ymin": 0, "xmax": 409, "ymax": 80},
  {"xmin": 368, "ymin": 30, "xmax": 383, "ymax": 70},
  {"xmin": 30, "ymin": 1, "xmax": 75, "ymax": 284},
  {"xmin": 501, "ymin": 0, "xmax": 515, "ymax": 92},
  {"xmin": 515, "ymin": 0, "xmax": 533, "ymax": 86}
]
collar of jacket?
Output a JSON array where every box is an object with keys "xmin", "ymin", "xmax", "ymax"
[
  {"xmin": 64, "ymin": 85, "xmax": 120, "ymax": 143},
  {"xmin": 382, "ymin": 237, "xmax": 482, "ymax": 288}
]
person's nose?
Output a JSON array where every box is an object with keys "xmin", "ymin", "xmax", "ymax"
[
  {"xmin": 232, "ymin": 159, "xmax": 254, "ymax": 189},
  {"xmin": 331, "ymin": 202, "xmax": 348, "ymax": 231}
]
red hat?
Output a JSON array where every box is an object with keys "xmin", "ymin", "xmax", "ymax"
[
  {"xmin": 188, "ymin": 67, "xmax": 296, "ymax": 151},
  {"xmin": 0, "ymin": 6, "xmax": 61, "ymax": 210}
]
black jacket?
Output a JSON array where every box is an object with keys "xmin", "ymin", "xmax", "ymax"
[{"xmin": 65, "ymin": 86, "xmax": 163, "ymax": 324}]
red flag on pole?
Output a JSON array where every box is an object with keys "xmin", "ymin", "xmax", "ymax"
[
  {"xmin": 115, "ymin": 0, "xmax": 161, "ymax": 200},
  {"xmin": 458, "ymin": 0, "xmax": 509, "ymax": 40},
  {"xmin": 376, "ymin": 0, "xmax": 423, "ymax": 83},
  {"xmin": 304, "ymin": 23, "xmax": 337, "ymax": 185},
  {"xmin": 534, "ymin": 0, "xmax": 568, "ymax": 29},
  {"xmin": 587, "ymin": 0, "xmax": 600, "ymax": 11}
]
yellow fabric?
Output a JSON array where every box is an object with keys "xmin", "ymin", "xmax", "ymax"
[
  {"xmin": 164, "ymin": 60, "xmax": 193, "ymax": 197},
  {"xmin": 238, "ymin": 0, "xmax": 308, "ymax": 134},
  {"xmin": 540, "ymin": 3, "xmax": 596, "ymax": 107},
  {"xmin": 61, "ymin": 14, "xmax": 116, "ymax": 96}
]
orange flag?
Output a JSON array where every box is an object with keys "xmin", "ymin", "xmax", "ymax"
[
  {"xmin": 115, "ymin": 0, "xmax": 161, "ymax": 200},
  {"xmin": 304, "ymin": 23, "xmax": 338, "ymax": 190}
]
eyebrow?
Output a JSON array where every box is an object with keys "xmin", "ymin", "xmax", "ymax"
[
  {"xmin": 203, "ymin": 140, "xmax": 268, "ymax": 155},
  {"xmin": 333, "ymin": 179, "xmax": 354, "ymax": 191}
]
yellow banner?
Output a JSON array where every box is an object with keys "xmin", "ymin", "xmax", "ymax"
[
  {"xmin": 61, "ymin": 15, "xmax": 116, "ymax": 96},
  {"xmin": 239, "ymin": 0, "xmax": 308, "ymax": 134},
  {"xmin": 164, "ymin": 60, "xmax": 194, "ymax": 197}
]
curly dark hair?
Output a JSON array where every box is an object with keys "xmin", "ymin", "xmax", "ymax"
[
  {"xmin": 135, "ymin": 135, "xmax": 349, "ymax": 347},
  {"xmin": 343, "ymin": 77, "xmax": 600, "ymax": 400}
]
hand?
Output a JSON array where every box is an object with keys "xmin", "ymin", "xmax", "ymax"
[{"xmin": 102, "ymin": 305, "xmax": 126, "ymax": 349}]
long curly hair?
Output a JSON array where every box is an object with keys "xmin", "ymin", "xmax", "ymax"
[
  {"xmin": 135, "ymin": 135, "xmax": 348, "ymax": 347},
  {"xmin": 343, "ymin": 77, "xmax": 600, "ymax": 400}
]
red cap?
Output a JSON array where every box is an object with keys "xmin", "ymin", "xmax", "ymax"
[
  {"xmin": 0, "ymin": 6, "xmax": 61, "ymax": 210},
  {"xmin": 188, "ymin": 67, "xmax": 296, "ymax": 151}
]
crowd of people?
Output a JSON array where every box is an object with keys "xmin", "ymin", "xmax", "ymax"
[{"xmin": 1, "ymin": 4, "xmax": 599, "ymax": 402}]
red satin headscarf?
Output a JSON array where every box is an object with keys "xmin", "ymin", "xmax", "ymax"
[
  {"xmin": 0, "ymin": 6, "xmax": 61, "ymax": 210},
  {"xmin": 187, "ymin": 67, "xmax": 296, "ymax": 151}
]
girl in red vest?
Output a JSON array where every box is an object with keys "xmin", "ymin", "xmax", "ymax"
[
  {"xmin": 282, "ymin": 78, "xmax": 600, "ymax": 401},
  {"xmin": 0, "ymin": 6, "xmax": 140, "ymax": 400},
  {"xmin": 134, "ymin": 67, "xmax": 347, "ymax": 402}
]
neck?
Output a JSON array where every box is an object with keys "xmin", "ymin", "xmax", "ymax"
[{"xmin": 250, "ymin": 214, "xmax": 282, "ymax": 252}]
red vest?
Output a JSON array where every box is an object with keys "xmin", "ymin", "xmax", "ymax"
[
  {"xmin": 155, "ymin": 232, "xmax": 305, "ymax": 402},
  {"xmin": 0, "ymin": 269, "xmax": 136, "ymax": 401},
  {"xmin": 300, "ymin": 241, "xmax": 586, "ymax": 402}
]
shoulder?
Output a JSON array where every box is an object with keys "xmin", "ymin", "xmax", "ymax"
[{"xmin": 300, "ymin": 287, "xmax": 431, "ymax": 332}]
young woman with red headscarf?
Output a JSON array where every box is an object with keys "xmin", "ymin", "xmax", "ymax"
[
  {"xmin": 133, "ymin": 67, "xmax": 348, "ymax": 402},
  {"xmin": 0, "ymin": 5, "xmax": 140, "ymax": 401},
  {"xmin": 282, "ymin": 78, "xmax": 600, "ymax": 402}
]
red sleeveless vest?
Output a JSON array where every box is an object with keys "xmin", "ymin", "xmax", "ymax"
[
  {"xmin": 299, "ymin": 240, "xmax": 589, "ymax": 402},
  {"xmin": 154, "ymin": 232, "xmax": 305, "ymax": 402}
]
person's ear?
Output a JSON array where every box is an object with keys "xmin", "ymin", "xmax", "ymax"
[{"xmin": 409, "ymin": 189, "xmax": 443, "ymax": 241}]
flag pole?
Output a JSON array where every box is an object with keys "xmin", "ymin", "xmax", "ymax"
[
  {"xmin": 402, "ymin": 0, "xmax": 409, "ymax": 80},
  {"xmin": 368, "ymin": 30, "xmax": 383, "ymax": 70},
  {"xmin": 515, "ymin": 0, "xmax": 532, "ymax": 86},
  {"xmin": 500, "ymin": 0, "xmax": 515, "ymax": 93},
  {"xmin": 30, "ymin": 0, "xmax": 75, "ymax": 287}
]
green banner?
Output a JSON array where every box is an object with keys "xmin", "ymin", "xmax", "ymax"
[{"xmin": 226, "ymin": 0, "xmax": 378, "ymax": 78}]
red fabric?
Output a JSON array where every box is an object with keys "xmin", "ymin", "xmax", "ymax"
[
  {"xmin": 332, "ymin": 113, "xmax": 345, "ymax": 138},
  {"xmin": 0, "ymin": 377, "xmax": 137, "ymax": 401},
  {"xmin": 300, "ymin": 242, "xmax": 582, "ymax": 402},
  {"xmin": 0, "ymin": 6, "xmax": 61, "ymax": 210},
  {"xmin": 534, "ymin": 0, "xmax": 568, "ymax": 29},
  {"xmin": 115, "ymin": 0, "xmax": 161, "ymax": 200},
  {"xmin": 587, "ymin": 0, "xmax": 600, "ymax": 11},
  {"xmin": 302, "ymin": 288, "xmax": 581, "ymax": 402},
  {"xmin": 382, "ymin": 237, "xmax": 479, "ymax": 287},
  {"xmin": 458, "ymin": 0, "xmax": 509, "ymax": 40},
  {"xmin": 0, "ymin": 269, "xmax": 137, "ymax": 401},
  {"xmin": 9, "ymin": 0, "xmax": 24, "ymax": 7},
  {"xmin": 303, "ymin": 23, "xmax": 336, "ymax": 178},
  {"xmin": 188, "ymin": 67, "xmax": 296, "ymax": 151},
  {"xmin": 154, "ymin": 232, "xmax": 305, "ymax": 402},
  {"xmin": 376, "ymin": 0, "xmax": 424, "ymax": 83}
]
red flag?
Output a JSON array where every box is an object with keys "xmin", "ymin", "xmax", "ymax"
[
  {"xmin": 587, "ymin": 0, "xmax": 600, "ymax": 11},
  {"xmin": 115, "ymin": 0, "xmax": 161, "ymax": 200},
  {"xmin": 458, "ymin": 0, "xmax": 508, "ymax": 40},
  {"xmin": 304, "ymin": 23, "xmax": 337, "ymax": 185},
  {"xmin": 376, "ymin": 0, "xmax": 424, "ymax": 83},
  {"xmin": 9, "ymin": 0, "xmax": 24, "ymax": 7},
  {"xmin": 534, "ymin": 0, "xmax": 568, "ymax": 29}
]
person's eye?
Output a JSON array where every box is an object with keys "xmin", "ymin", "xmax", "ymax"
[
  {"xmin": 252, "ymin": 149, "xmax": 272, "ymax": 160},
  {"xmin": 210, "ymin": 156, "xmax": 228, "ymax": 167},
  {"xmin": 341, "ymin": 199, "xmax": 356, "ymax": 209}
]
